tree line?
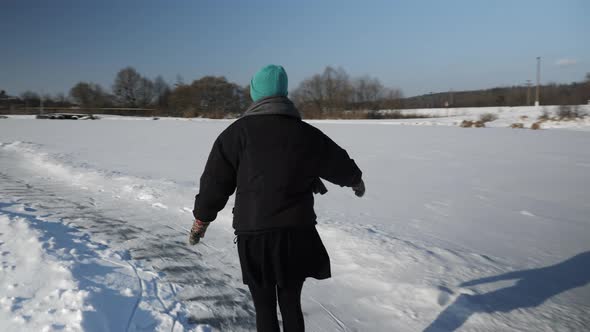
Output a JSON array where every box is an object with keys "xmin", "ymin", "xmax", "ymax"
[
  {"xmin": 291, "ymin": 66, "xmax": 404, "ymax": 118},
  {"xmin": 3, "ymin": 67, "xmax": 249, "ymax": 118},
  {"xmin": 2, "ymin": 66, "xmax": 404, "ymax": 118},
  {"xmin": 403, "ymin": 75, "xmax": 590, "ymax": 109},
  {"xmin": 3, "ymin": 68, "xmax": 589, "ymax": 118}
]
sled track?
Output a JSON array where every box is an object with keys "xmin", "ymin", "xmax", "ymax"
[{"xmin": 0, "ymin": 150, "xmax": 257, "ymax": 331}]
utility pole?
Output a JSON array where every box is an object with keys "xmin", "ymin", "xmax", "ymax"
[
  {"xmin": 535, "ymin": 57, "xmax": 541, "ymax": 106},
  {"xmin": 447, "ymin": 89, "xmax": 454, "ymax": 117},
  {"xmin": 526, "ymin": 80, "xmax": 532, "ymax": 106}
]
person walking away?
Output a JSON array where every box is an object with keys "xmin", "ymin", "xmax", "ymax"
[{"xmin": 189, "ymin": 64, "xmax": 365, "ymax": 331}]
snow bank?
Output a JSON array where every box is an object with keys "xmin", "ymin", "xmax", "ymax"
[{"xmin": 0, "ymin": 213, "xmax": 88, "ymax": 331}]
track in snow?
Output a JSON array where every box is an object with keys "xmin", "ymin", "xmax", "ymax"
[
  {"xmin": 0, "ymin": 149, "xmax": 257, "ymax": 331},
  {"xmin": 2, "ymin": 140, "xmax": 589, "ymax": 331}
]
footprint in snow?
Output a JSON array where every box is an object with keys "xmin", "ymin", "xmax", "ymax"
[
  {"xmin": 520, "ymin": 210, "xmax": 536, "ymax": 217},
  {"xmin": 151, "ymin": 202, "xmax": 168, "ymax": 209},
  {"xmin": 121, "ymin": 288, "xmax": 134, "ymax": 297}
]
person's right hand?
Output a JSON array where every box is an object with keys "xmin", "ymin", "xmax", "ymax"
[
  {"xmin": 352, "ymin": 179, "xmax": 365, "ymax": 197},
  {"xmin": 189, "ymin": 219, "xmax": 210, "ymax": 245}
]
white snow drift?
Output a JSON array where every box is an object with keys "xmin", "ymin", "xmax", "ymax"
[{"xmin": 0, "ymin": 213, "xmax": 87, "ymax": 331}]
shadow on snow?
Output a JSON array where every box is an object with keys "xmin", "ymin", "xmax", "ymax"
[{"xmin": 424, "ymin": 251, "xmax": 590, "ymax": 331}]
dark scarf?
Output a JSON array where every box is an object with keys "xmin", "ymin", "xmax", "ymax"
[{"xmin": 241, "ymin": 96, "xmax": 301, "ymax": 119}]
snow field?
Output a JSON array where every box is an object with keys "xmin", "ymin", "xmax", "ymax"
[{"xmin": 0, "ymin": 115, "xmax": 589, "ymax": 331}]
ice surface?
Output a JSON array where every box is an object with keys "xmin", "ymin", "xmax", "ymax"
[{"xmin": 0, "ymin": 111, "xmax": 589, "ymax": 331}]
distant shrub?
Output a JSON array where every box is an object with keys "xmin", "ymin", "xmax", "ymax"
[
  {"xmin": 557, "ymin": 105, "xmax": 585, "ymax": 120},
  {"xmin": 538, "ymin": 109, "xmax": 551, "ymax": 121},
  {"xmin": 182, "ymin": 109, "xmax": 197, "ymax": 118},
  {"xmin": 510, "ymin": 123, "xmax": 525, "ymax": 129},
  {"xmin": 460, "ymin": 120, "xmax": 473, "ymax": 128},
  {"xmin": 207, "ymin": 112, "xmax": 226, "ymax": 119},
  {"xmin": 479, "ymin": 112, "xmax": 498, "ymax": 123},
  {"xmin": 365, "ymin": 110, "xmax": 430, "ymax": 120},
  {"xmin": 459, "ymin": 120, "xmax": 485, "ymax": 128},
  {"xmin": 366, "ymin": 110, "xmax": 386, "ymax": 119},
  {"xmin": 531, "ymin": 122, "xmax": 542, "ymax": 130}
]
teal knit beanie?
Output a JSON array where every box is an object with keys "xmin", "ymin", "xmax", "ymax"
[{"xmin": 250, "ymin": 65, "xmax": 288, "ymax": 102}]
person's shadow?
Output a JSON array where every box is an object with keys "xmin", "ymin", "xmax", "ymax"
[{"xmin": 424, "ymin": 251, "xmax": 590, "ymax": 331}]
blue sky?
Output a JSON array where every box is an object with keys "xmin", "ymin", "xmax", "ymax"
[{"xmin": 1, "ymin": 0, "xmax": 588, "ymax": 97}]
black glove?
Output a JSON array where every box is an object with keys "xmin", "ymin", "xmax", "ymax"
[
  {"xmin": 312, "ymin": 178, "xmax": 328, "ymax": 195},
  {"xmin": 352, "ymin": 179, "xmax": 365, "ymax": 197}
]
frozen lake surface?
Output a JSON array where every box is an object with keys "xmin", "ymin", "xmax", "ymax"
[{"xmin": 0, "ymin": 117, "xmax": 589, "ymax": 331}]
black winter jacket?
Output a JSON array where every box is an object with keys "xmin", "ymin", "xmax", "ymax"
[{"xmin": 193, "ymin": 96, "xmax": 362, "ymax": 233}]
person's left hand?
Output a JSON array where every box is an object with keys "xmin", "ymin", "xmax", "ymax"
[
  {"xmin": 352, "ymin": 179, "xmax": 365, "ymax": 197},
  {"xmin": 189, "ymin": 219, "xmax": 210, "ymax": 245}
]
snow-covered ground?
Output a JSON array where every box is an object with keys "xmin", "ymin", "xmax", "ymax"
[
  {"xmin": 0, "ymin": 212, "xmax": 88, "ymax": 331},
  {"xmin": 354, "ymin": 105, "xmax": 590, "ymax": 131},
  {"xmin": 0, "ymin": 109, "xmax": 589, "ymax": 331}
]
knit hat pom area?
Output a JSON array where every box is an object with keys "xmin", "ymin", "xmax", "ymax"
[{"xmin": 250, "ymin": 65, "xmax": 288, "ymax": 102}]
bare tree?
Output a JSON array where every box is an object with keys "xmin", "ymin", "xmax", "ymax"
[
  {"xmin": 70, "ymin": 82, "xmax": 110, "ymax": 107},
  {"xmin": 153, "ymin": 76, "xmax": 171, "ymax": 110},
  {"xmin": 321, "ymin": 66, "xmax": 353, "ymax": 110},
  {"xmin": 113, "ymin": 67, "xmax": 155, "ymax": 107},
  {"xmin": 291, "ymin": 73, "xmax": 325, "ymax": 112},
  {"xmin": 53, "ymin": 93, "xmax": 69, "ymax": 106},
  {"xmin": 169, "ymin": 76, "xmax": 244, "ymax": 117},
  {"xmin": 20, "ymin": 91, "xmax": 41, "ymax": 108},
  {"xmin": 379, "ymin": 87, "xmax": 404, "ymax": 109},
  {"xmin": 241, "ymin": 84, "xmax": 252, "ymax": 108},
  {"xmin": 136, "ymin": 77, "xmax": 155, "ymax": 107},
  {"xmin": 292, "ymin": 66, "xmax": 353, "ymax": 114},
  {"xmin": 353, "ymin": 76, "xmax": 383, "ymax": 103},
  {"xmin": 153, "ymin": 76, "xmax": 169, "ymax": 98},
  {"xmin": 175, "ymin": 74, "xmax": 185, "ymax": 87}
]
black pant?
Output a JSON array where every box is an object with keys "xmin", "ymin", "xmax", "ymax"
[{"xmin": 248, "ymin": 281, "xmax": 305, "ymax": 332}]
